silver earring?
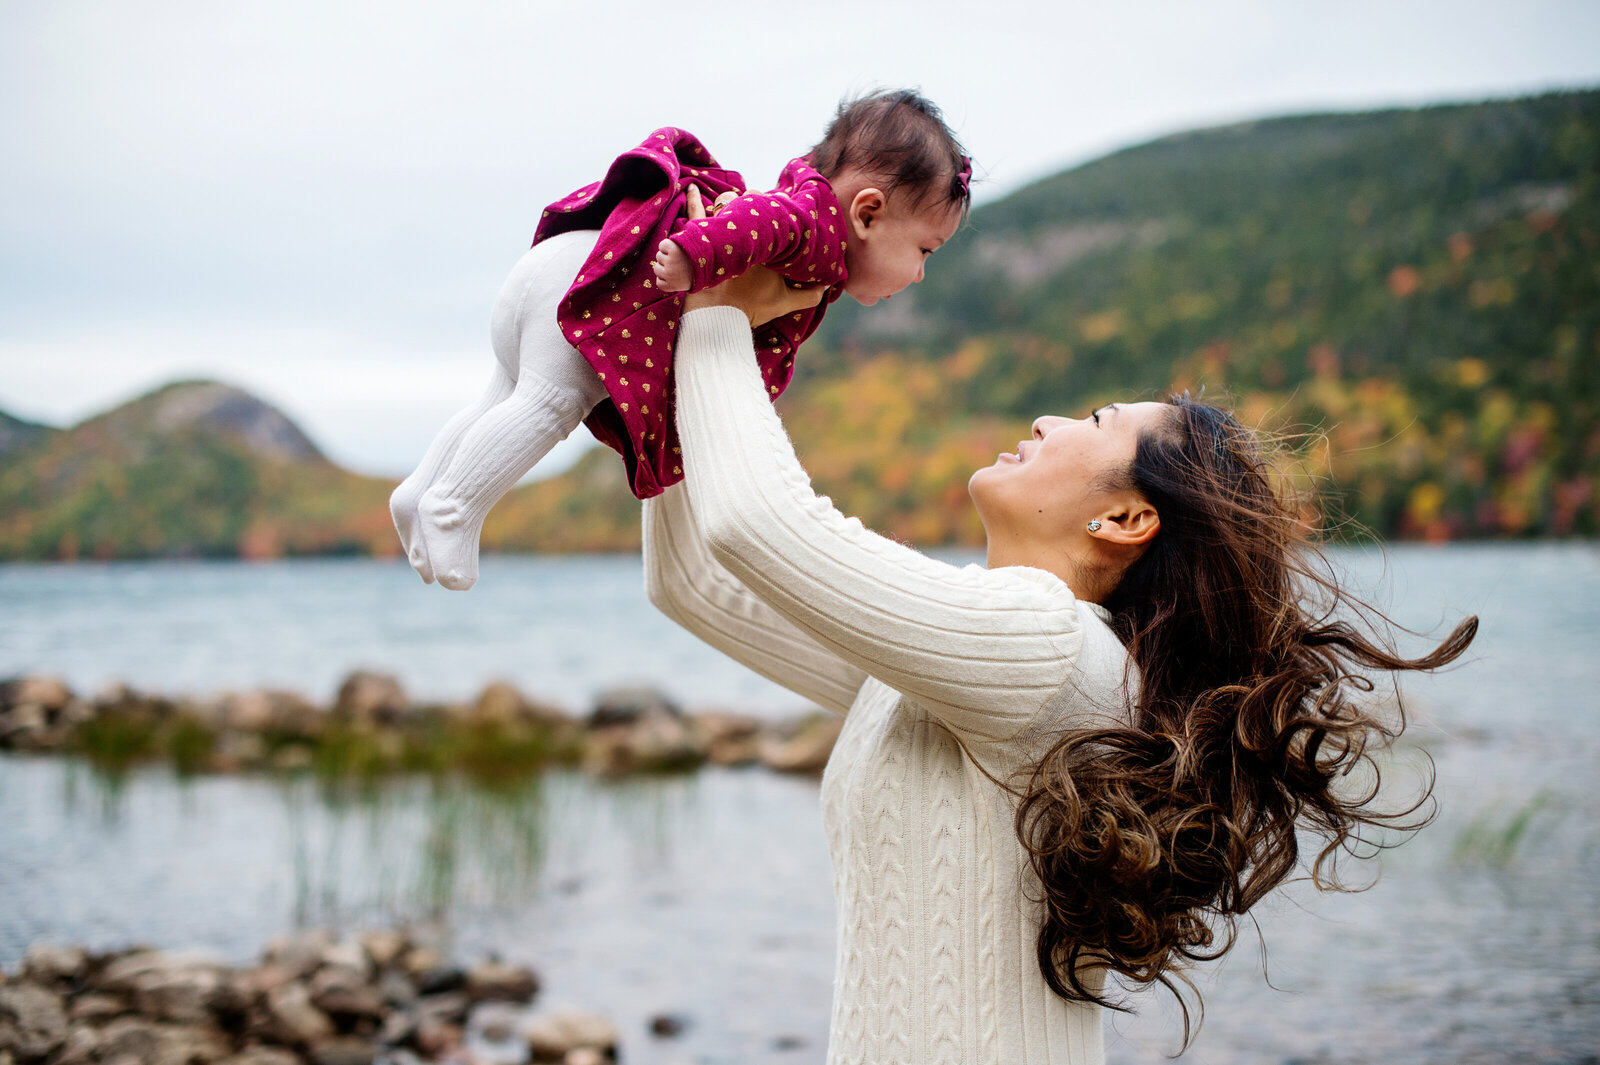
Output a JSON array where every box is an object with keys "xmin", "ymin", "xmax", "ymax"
[{"xmin": 1086, "ymin": 520, "xmax": 1102, "ymax": 532}]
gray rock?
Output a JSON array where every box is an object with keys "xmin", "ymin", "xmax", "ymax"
[
  {"xmin": 307, "ymin": 969, "xmax": 385, "ymax": 1022},
  {"xmin": 0, "ymin": 983, "xmax": 68, "ymax": 1061},
  {"xmin": 522, "ymin": 1009, "xmax": 617, "ymax": 1063},
  {"xmin": 582, "ymin": 709, "xmax": 703, "ymax": 775},
  {"xmin": 6, "ymin": 677, "xmax": 72, "ymax": 713},
  {"xmin": 19, "ymin": 944, "xmax": 86, "ymax": 985},
  {"xmin": 464, "ymin": 960, "xmax": 538, "ymax": 1004},
  {"xmin": 130, "ymin": 966, "xmax": 227, "ymax": 1024},
  {"xmin": 759, "ymin": 713, "xmax": 843, "ymax": 774},
  {"xmin": 691, "ymin": 712, "xmax": 762, "ymax": 766},
  {"xmin": 94, "ymin": 1017, "xmax": 162, "ymax": 1063},
  {"xmin": 375, "ymin": 971, "xmax": 417, "ymax": 1010},
  {"xmin": 307, "ymin": 1036, "xmax": 374, "ymax": 1065},
  {"xmin": 51, "ymin": 1025, "xmax": 99, "ymax": 1065},
  {"xmin": 412, "ymin": 967, "xmax": 465, "ymax": 997},
  {"xmin": 355, "ymin": 931, "xmax": 406, "ymax": 972},
  {"xmin": 68, "ymin": 993, "xmax": 128, "ymax": 1024},
  {"xmin": 412, "ymin": 993, "xmax": 468, "ymax": 1025},
  {"xmin": 215, "ymin": 1047, "xmax": 302, "ymax": 1065},
  {"xmin": 316, "ymin": 943, "xmax": 370, "ymax": 982},
  {"xmin": 588, "ymin": 687, "xmax": 679, "ymax": 728},
  {"xmin": 411, "ymin": 1015, "xmax": 460, "ymax": 1059},
  {"xmin": 376, "ymin": 1009, "xmax": 415, "ymax": 1047},
  {"xmin": 261, "ymin": 933, "xmax": 331, "ymax": 981},
  {"xmin": 264, "ymin": 984, "xmax": 335, "ymax": 1047},
  {"xmin": 332, "ymin": 673, "xmax": 407, "ymax": 728},
  {"xmin": 152, "ymin": 1023, "xmax": 231, "ymax": 1065}
]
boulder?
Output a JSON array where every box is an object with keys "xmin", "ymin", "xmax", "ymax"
[
  {"xmin": 220, "ymin": 691, "xmax": 276, "ymax": 733},
  {"xmin": 307, "ymin": 969, "xmax": 385, "ymax": 1023},
  {"xmin": 96, "ymin": 951, "xmax": 229, "ymax": 1023},
  {"xmin": 410, "ymin": 1015, "xmax": 460, "ymax": 1059},
  {"xmin": 356, "ymin": 931, "xmax": 406, "ymax": 971},
  {"xmin": 308, "ymin": 1036, "xmax": 374, "ymax": 1065},
  {"xmin": 19, "ymin": 944, "xmax": 87, "ymax": 986},
  {"xmin": 216, "ymin": 1047, "xmax": 301, "ymax": 1065},
  {"xmin": 587, "ymin": 687, "xmax": 679, "ymax": 728},
  {"xmin": 464, "ymin": 960, "xmax": 538, "ymax": 1004},
  {"xmin": 471, "ymin": 682, "xmax": 530, "ymax": 726},
  {"xmin": 5, "ymin": 676, "xmax": 72, "ymax": 713},
  {"xmin": 88, "ymin": 1017, "xmax": 226, "ymax": 1065},
  {"xmin": 375, "ymin": 971, "xmax": 418, "ymax": 1011},
  {"xmin": 261, "ymin": 932, "xmax": 332, "ymax": 981},
  {"xmin": 68, "ymin": 993, "xmax": 128, "ymax": 1024},
  {"xmin": 263, "ymin": 983, "xmax": 335, "ymax": 1047},
  {"xmin": 691, "ymin": 712, "xmax": 762, "ymax": 766},
  {"xmin": 759, "ymin": 714, "xmax": 843, "ymax": 774},
  {"xmin": 316, "ymin": 941, "xmax": 372, "ymax": 982},
  {"xmin": 332, "ymin": 673, "xmax": 408, "ymax": 729},
  {"xmin": 522, "ymin": 1009, "xmax": 617, "ymax": 1063},
  {"xmin": 582, "ymin": 709, "xmax": 702, "ymax": 775},
  {"xmin": 51, "ymin": 1025, "xmax": 99, "ymax": 1065},
  {"xmin": 0, "ymin": 982, "xmax": 68, "ymax": 1061}
]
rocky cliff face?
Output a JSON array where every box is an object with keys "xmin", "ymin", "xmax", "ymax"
[{"xmin": 85, "ymin": 380, "xmax": 327, "ymax": 466}]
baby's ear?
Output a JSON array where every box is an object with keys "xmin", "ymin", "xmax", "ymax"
[{"xmin": 847, "ymin": 187, "xmax": 884, "ymax": 239}]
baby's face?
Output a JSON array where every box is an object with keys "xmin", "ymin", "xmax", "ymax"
[{"xmin": 843, "ymin": 195, "xmax": 963, "ymax": 306}]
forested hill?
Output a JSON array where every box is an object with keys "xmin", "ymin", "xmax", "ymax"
[
  {"xmin": 2, "ymin": 90, "xmax": 1596, "ymax": 560},
  {"xmin": 795, "ymin": 88, "xmax": 1599, "ymax": 542}
]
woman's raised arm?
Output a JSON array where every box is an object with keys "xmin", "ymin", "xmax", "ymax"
[
  {"xmin": 643, "ymin": 482, "xmax": 868, "ymax": 716},
  {"xmin": 670, "ymin": 307, "xmax": 1099, "ymax": 745}
]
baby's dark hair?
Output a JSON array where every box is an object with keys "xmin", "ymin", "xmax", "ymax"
[{"xmin": 810, "ymin": 89, "xmax": 971, "ymax": 214}]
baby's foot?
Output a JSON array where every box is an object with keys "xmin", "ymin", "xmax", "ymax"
[
  {"xmin": 389, "ymin": 479, "xmax": 436, "ymax": 584},
  {"xmin": 416, "ymin": 487, "xmax": 483, "ymax": 591}
]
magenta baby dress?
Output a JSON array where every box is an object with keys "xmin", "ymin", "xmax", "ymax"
[{"xmin": 532, "ymin": 128, "xmax": 847, "ymax": 499}]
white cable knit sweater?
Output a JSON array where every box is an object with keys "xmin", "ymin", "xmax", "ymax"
[{"xmin": 643, "ymin": 307, "xmax": 1135, "ymax": 1065}]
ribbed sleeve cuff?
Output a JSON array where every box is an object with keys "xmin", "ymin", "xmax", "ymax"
[{"xmin": 677, "ymin": 306, "xmax": 753, "ymax": 364}]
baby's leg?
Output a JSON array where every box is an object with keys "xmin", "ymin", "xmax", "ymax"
[
  {"xmin": 390, "ymin": 366, "xmax": 516, "ymax": 583},
  {"xmin": 415, "ymin": 231, "xmax": 605, "ymax": 590}
]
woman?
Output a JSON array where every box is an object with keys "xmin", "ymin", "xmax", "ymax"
[{"xmin": 643, "ymin": 215, "xmax": 1476, "ymax": 1063}]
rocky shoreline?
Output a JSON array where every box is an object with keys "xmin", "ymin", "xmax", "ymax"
[
  {"xmin": 0, "ymin": 930, "xmax": 632, "ymax": 1065},
  {"xmin": 0, "ymin": 674, "xmax": 841, "ymax": 779}
]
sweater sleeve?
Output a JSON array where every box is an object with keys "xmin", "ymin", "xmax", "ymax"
[
  {"xmin": 673, "ymin": 185, "xmax": 832, "ymax": 291},
  {"xmin": 672, "ymin": 307, "xmax": 1090, "ymax": 744},
  {"xmin": 643, "ymin": 482, "xmax": 869, "ymax": 717}
]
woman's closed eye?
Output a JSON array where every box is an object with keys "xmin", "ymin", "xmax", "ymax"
[{"xmin": 1091, "ymin": 408, "xmax": 1101, "ymax": 426}]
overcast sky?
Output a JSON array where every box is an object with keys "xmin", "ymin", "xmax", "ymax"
[{"xmin": 3, "ymin": 0, "xmax": 1597, "ymax": 478}]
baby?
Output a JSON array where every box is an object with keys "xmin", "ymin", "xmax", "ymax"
[{"xmin": 390, "ymin": 89, "xmax": 971, "ymax": 589}]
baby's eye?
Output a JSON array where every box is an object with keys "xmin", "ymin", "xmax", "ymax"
[
  {"xmin": 921, "ymin": 248, "xmax": 933, "ymax": 256},
  {"xmin": 1091, "ymin": 409, "xmax": 1101, "ymax": 426}
]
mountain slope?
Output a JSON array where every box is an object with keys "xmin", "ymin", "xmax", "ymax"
[
  {"xmin": 0, "ymin": 381, "xmax": 396, "ymax": 560},
  {"xmin": 3, "ymin": 89, "xmax": 1595, "ymax": 560}
]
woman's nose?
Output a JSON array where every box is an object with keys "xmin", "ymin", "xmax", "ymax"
[{"xmin": 1032, "ymin": 415, "xmax": 1066, "ymax": 439}]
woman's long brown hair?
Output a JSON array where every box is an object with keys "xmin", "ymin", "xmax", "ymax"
[{"xmin": 1015, "ymin": 395, "xmax": 1477, "ymax": 1045}]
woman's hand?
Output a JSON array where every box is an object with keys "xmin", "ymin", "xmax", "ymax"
[{"xmin": 669, "ymin": 185, "xmax": 827, "ymax": 327}]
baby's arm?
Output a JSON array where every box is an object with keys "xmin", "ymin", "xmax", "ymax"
[{"xmin": 653, "ymin": 184, "xmax": 828, "ymax": 294}]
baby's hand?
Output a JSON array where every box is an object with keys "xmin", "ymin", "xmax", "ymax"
[{"xmin": 652, "ymin": 238, "xmax": 693, "ymax": 292}]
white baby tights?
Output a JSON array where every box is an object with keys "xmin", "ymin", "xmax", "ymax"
[{"xmin": 390, "ymin": 230, "xmax": 607, "ymax": 590}]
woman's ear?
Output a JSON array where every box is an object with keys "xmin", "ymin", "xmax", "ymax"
[
  {"xmin": 847, "ymin": 187, "xmax": 884, "ymax": 242},
  {"xmin": 1090, "ymin": 496, "xmax": 1161, "ymax": 547}
]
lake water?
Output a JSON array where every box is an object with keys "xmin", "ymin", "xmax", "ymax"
[{"xmin": 2, "ymin": 544, "xmax": 1598, "ymax": 1064}]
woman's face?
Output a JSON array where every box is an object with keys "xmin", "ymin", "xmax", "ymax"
[{"xmin": 969, "ymin": 401, "xmax": 1171, "ymax": 543}]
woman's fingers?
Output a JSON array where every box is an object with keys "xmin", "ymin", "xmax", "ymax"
[{"xmin": 685, "ymin": 184, "xmax": 706, "ymax": 220}]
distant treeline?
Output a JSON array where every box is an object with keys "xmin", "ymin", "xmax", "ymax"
[{"xmin": 2, "ymin": 90, "xmax": 1596, "ymax": 561}]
